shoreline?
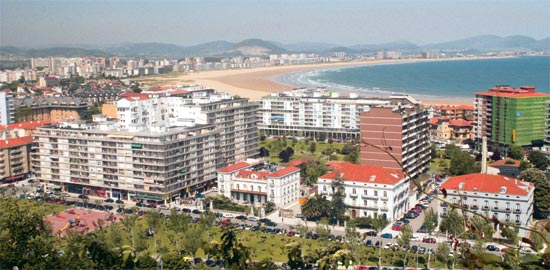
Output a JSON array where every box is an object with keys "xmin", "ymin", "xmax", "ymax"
[{"xmin": 136, "ymin": 56, "xmax": 516, "ymax": 106}]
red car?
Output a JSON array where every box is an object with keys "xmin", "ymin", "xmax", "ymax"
[{"xmin": 422, "ymin": 238, "xmax": 436, "ymax": 243}]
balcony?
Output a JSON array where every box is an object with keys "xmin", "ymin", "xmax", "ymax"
[
  {"xmin": 461, "ymin": 204, "xmax": 469, "ymax": 209},
  {"xmin": 364, "ymin": 205, "xmax": 379, "ymax": 210},
  {"xmin": 470, "ymin": 205, "xmax": 479, "ymax": 210},
  {"xmin": 361, "ymin": 194, "xmax": 378, "ymax": 200},
  {"xmin": 482, "ymin": 206, "xmax": 490, "ymax": 211},
  {"xmin": 514, "ymin": 209, "xmax": 522, "ymax": 214},
  {"xmin": 440, "ymin": 213, "xmax": 448, "ymax": 218},
  {"xmin": 349, "ymin": 193, "xmax": 358, "ymax": 198},
  {"xmin": 441, "ymin": 203, "xmax": 449, "ymax": 208},
  {"xmin": 515, "ymin": 220, "xmax": 521, "ymax": 226},
  {"xmin": 381, "ymin": 196, "xmax": 389, "ymax": 201}
]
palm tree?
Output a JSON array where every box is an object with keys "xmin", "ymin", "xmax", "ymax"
[{"xmin": 301, "ymin": 195, "xmax": 330, "ymax": 221}]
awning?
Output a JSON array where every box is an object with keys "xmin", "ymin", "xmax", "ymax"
[{"xmin": 135, "ymin": 194, "xmax": 163, "ymax": 201}]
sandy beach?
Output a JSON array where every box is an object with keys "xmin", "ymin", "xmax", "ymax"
[{"xmin": 134, "ymin": 56, "xmax": 510, "ymax": 106}]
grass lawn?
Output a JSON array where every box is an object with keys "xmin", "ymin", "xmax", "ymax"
[
  {"xmin": 260, "ymin": 138, "xmax": 348, "ymax": 163},
  {"xmin": 429, "ymin": 158, "xmax": 449, "ymax": 174},
  {"xmin": 16, "ymin": 198, "xmax": 70, "ymax": 217}
]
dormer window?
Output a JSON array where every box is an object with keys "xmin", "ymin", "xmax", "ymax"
[{"xmin": 499, "ymin": 186, "xmax": 507, "ymax": 193}]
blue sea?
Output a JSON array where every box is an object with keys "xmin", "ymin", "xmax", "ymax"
[{"xmin": 271, "ymin": 56, "xmax": 550, "ymax": 100}]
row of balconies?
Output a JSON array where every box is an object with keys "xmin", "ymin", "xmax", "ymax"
[{"xmin": 442, "ymin": 203, "xmax": 522, "ymax": 214}]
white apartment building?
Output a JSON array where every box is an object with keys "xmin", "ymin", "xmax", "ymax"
[
  {"xmin": 439, "ymin": 173, "xmax": 535, "ymax": 237},
  {"xmin": 317, "ymin": 162, "xmax": 410, "ymax": 221},
  {"xmin": 33, "ymin": 121, "xmax": 222, "ymax": 203},
  {"xmin": 0, "ymin": 91, "xmax": 15, "ymax": 125},
  {"xmin": 217, "ymin": 161, "xmax": 300, "ymax": 208},
  {"xmin": 116, "ymin": 88, "xmax": 259, "ymax": 164},
  {"xmin": 258, "ymin": 88, "xmax": 391, "ymax": 141}
]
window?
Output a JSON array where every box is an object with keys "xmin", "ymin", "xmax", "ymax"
[
  {"xmin": 515, "ymin": 215, "xmax": 520, "ymax": 222},
  {"xmin": 364, "ymin": 190, "xmax": 368, "ymax": 195},
  {"xmin": 505, "ymin": 214, "xmax": 510, "ymax": 221},
  {"xmin": 323, "ymin": 185, "xmax": 327, "ymax": 191},
  {"xmin": 374, "ymin": 191, "xmax": 378, "ymax": 197},
  {"xmin": 383, "ymin": 191, "xmax": 387, "ymax": 198},
  {"xmin": 353, "ymin": 188, "xmax": 356, "ymax": 194}
]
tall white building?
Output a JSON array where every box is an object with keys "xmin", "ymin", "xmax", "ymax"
[
  {"xmin": 0, "ymin": 91, "xmax": 15, "ymax": 125},
  {"xmin": 439, "ymin": 173, "xmax": 535, "ymax": 237},
  {"xmin": 258, "ymin": 88, "xmax": 391, "ymax": 141},
  {"xmin": 217, "ymin": 161, "xmax": 300, "ymax": 208},
  {"xmin": 317, "ymin": 162, "xmax": 410, "ymax": 221}
]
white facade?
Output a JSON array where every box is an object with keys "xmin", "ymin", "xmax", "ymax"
[
  {"xmin": 317, "ymin": 162, "xmax": 410, "ymax": 221},
  {"xmin": 217, "ymin": 161, "xmax": 301, "ymax": 208},
  {"xmin": 0, "ymin": 91, "xmax": 15, "ymax": 125},
  {"xmin": 438, "ymin": 173, "xmax": 535, "ymax": 237},
  {"xmin": 258, "ymin": 88, "xmax": 391, "ymax": 140}
]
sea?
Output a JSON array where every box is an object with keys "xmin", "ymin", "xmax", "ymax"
[{"xmin": 271, "ymin": 56, "xmax": 550, "ymax": 100}]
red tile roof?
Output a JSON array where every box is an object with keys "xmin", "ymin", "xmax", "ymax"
[
  {"xmin": 449, "ymin": 119, "xmax": 472, "ymax": 127},
  {"xmin": 320, "ymin": 162, "xmax": 405, "ymax": 185},
  {"xmin": 435, "ymin": 105, "xmax": 475, "ymax": 111},
  {"xmin": 0, "ymin": 136, "xmax": 33, "ymax": 149},
  {"xmin": 270, "ymin": 166, "xmax": 300, "ymax": 177},
  {"xmin": 218, "ymin": 162, "xmax": 251, "ymax": 173},
  {"xmin": 236, "ymin": 170, "xmax": 271, "ymax": 180},
  {"xmin": 489, "ymin": 159, "xmax": 521, "ymax": 167},
  {"xmin": 440, "ymin": 173, "xmax": 533, "ymax": 196},
  {"xmin": 0, "ymin": 120, "xmax": 50, "ymax": 131},
  {"xmin": 476, "ymin": 86, "xmax": 550, "ymax": 98},
  {"xmin": 285, "ymin": 158, "xmax": 308, "ymax": 167}
]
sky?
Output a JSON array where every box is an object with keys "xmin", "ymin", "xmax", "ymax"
[{"xmin": 1, "ymin": 0, "xmax": 549, "ymax": 48}]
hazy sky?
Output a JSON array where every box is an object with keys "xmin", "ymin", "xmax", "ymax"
[{"xmin": 1, "ymin": 0, "xmax": 549, "ymax": 47}]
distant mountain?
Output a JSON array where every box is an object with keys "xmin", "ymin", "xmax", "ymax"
[
  {"xmin": 0, "ymin": 46, "xmax": 110, "ymax": 58},
  {"xmin": 281, "ymin": 42, "xmax": 342, "ymax": 53},
  {"xmin": 1, "ymin": 35, "xmax": 548, "ymax": 59},
  {"xmin": 350, "ymin": 41, "xmax": 421, "ymax": 52},
  {"xmin": 423, "ymin": 35, "xmax": 548, "ymax": 51}
]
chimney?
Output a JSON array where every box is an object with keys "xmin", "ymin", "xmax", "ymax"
[{"xmin": 481, "ymin": 136, "xmax": 488, "ymax": 174}]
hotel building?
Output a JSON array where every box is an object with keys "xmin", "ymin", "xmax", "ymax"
[
  {"xmin": 438, "ymin": 173, "xmax": 534, "ymax": 237},
  {"xmin": 33, "ymin": 89, "xmax": 259, "ymax": 202},
  {"xmin": 258, "ymin": 88, "xmax": 391, "ymax": 141},
  {"xmin": 474, "ymin": 86, "xmax": 550, "ymax": 149},
  {"xmin": 217, "ymin": 161, "xmax": 300, "ymax": 208},
  {"xmin": 359, "ymin": 96, "xmax": 431, "ymax": 178},
  {"xmin": 317, "ymin": 162, "xmax": 410, "ymax": 221}
]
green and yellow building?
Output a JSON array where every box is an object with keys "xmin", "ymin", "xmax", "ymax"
[{"xmin": 474, "ymin": 85, "xmax": 550, "ymax": 148}]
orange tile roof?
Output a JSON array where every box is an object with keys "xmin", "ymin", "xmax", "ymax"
[
  {"xmin": 320, "ymin": 162, "xmax": 405, "ymax": 185},
  {"xmin": 449, "ymin": 119, "xmax": 472, "ymax": 127},
  {"xmin": 0, "ymin": 136, "xmax": 34, "ymax": 149},
  {"xmin": 270, "ymin": 166, "xmax": 300, "ymax": 177},
  {"xmin": 285, "ymin": 158, "xmax": 307, "ymax": 167},
  {"xmin": 218, "ymin": 162, "xmax": 251, "ymax": 173},
  {"xmin": 440, "ymin": 173, "xmax": 533, "ymax": 196},
  {"xmin": 435, "ymin": 105, "xmax": 475, "ymax": 111},
  {"xmin": 236, "ymin": 170, "xmax": 271, "ymax": 180},
  {"xmin": 476, "ymin": 86, "xmax": 550, "ymax": 98},
  {"xmin": 489, "ymin": 159, "xmax": 521, "ymax": 167},
  {"xmin": 0, "ymin": 120, "xmax": 50, "ymax": 131}
]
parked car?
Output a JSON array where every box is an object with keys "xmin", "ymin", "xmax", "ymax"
[
  {"xmin": 235, "ymin": 215, "xmax": 247, "ymax": 220},
  {"xmin": 418, "ymin": 247, "xmax": 426, "ymax": 254},
  {"xmin": 427, "ymin": 248, "xmax": 433, "ymax": 255},
  {"xmin": 410, "ymin": 245, "xmax": 418, "ymax": 253},
  {"xmin": 181, "ymin": 208, "xmax": 191, "ymax": 213},
  {"xmin": 192, "ymin": 209, "xmax": 201, "ymax": 214},
  {"xmin": 223, "ymin": 213, "xmax": 234, "ymax": 218},
  {"xmin": 115, "ymin": 199, "xmax": 124, "ymax": 204},
  {"xmin": 381, "ymin": 233, "xmax": 393, "ymax": 239},
  {"xmin": 247, "ymin": 216, "xmax": 258, "ymax": 222},
  {"xmin": 417, "ymin": 225, "xmax": 427, "ymax": 233},
  {"xmin": 365, "ymin": 240, "xmax": 372, "ymax": 247},
  {"xmin": 486, "ymin": 245, "xmax": 500, "ymax": 252},
  {"xmin": 365, "ymin": 231, "xmax": 377, "ymax": 237},
  {"xmin": 295, "ymin": 213, "xmax": 304, "ymax": 219},
  {"xmin": 422, "ymin": 238, "xmax": 436, "ymax": 243},
  {"xmin": 411, "ymin": 236, "xmax": 421, "ymax": 242},
  {"xmin": 158, "ymin": 205, "xmax": 169, "ymax": 210},
  {"xmin": 104, "ymin": 198, "xmax": 114, "ymax": 203}
]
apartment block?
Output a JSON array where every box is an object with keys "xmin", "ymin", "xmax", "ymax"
[
  {"xmin": 33, "ymin": 122, "xmax": 221, "ymax": 203},
  {"xmin": 317, "ymin": 162, "xmax": 410, "ymax": 221},
  {"xmin": 359, "ymin": 97, "xmax": 431, "ymax": 178},
  {"xmin": 0, "ymin": 91, "xmax": 15, "ymax": 125},
  {"xmin": 258, "ymin": 88, "xmax": 391, "ymax": 141},
  {"xmin": 217, "ymin": 161, "xmax": 300, "ymax": 208},
  {"xmin": 474, "ymin": 85, "xmax": 550, "ymax": 148},
  {"xmin": 439, "ymin": 173, "xmax": 534, "ymax": 237},
  {"xmin": 15, "ymin": 96, "xmax": 89, "ymax": 123},
  {"xmin": 0, "ymin": 137, "xmax": 33, "ymax": 182}
]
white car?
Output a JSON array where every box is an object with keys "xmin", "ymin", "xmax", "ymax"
[
  {"xmin": 384, "ymin": 243, "xmax": 393, "ymax": 249},
  {"xmin": 223, "ymin": 213, "xmax": 234, "ymax": 218},
  {"xmin": 158, "ymin": 205, "xmax": 169, "ymax": 210},
  {"xmin": 247, "ymin": 216, "xmax": 258, "ymax": 222},
  {"xmin": 411, "ymin": 236, "xmax": 421, "ymax": 242}
]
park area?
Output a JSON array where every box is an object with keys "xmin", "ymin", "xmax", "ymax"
[{"xmin": 45, "ymin": 208, "xmax": 121, "ymax": 235}]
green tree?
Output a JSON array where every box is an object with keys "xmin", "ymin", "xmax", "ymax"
[
  {"xmin": 301, "ymin": 195, "xmax": 330, "ymax": 221},
  {"xmin": 309, "ymin": 142, "xmax": 317, "ymax": 153},
  {"xmin": 508, "ymin": 145, "xmax": 525, "ymax": 160},
  {"xmin": 344, "ymin": 145, "xmax": 359, "ymax": 164},
  {"xmin": 444, "ymin": 144, "xmax": 462, "ymax": 159},
  {"xmin": 285, "ymin": 242, "xmax": 305, "ymax": 270},
  {"xmin": 329, "ymin": 178, "xmax": 347, "ymax": 226},
  {"xmin": 449, "ymin": 151, "xmax": 477, "ymax": 175},
  {"xmin": 423, "ymin": 208, "xmax": 438, "ymax": 235},
  {"xmin": 301, "ymin": 161, "xmax": 327, "ymax": 186},
  {"xmin": 519, "ymin": 168, "xmax": 550, "ymax": 215},
  {"xmin": 439, "ymin": 209, "xmax": 464, "ymax": 236},
  {"xmin": 435, "ymin": 242, "xmax": 450, "ymax": 264},
  {"xmin": 0, "ymin": 198, "xmax": 62, "ymax": 269},
  {"xmin": 519, "ymin": 160, "xmax": 532, "ymax": 171},
  {"xmin": 398, "ymin": 224, "xmax": 413, "ymax": 248},
  {"xmin": 219, "ymin": 227, "xmax": 250, "ymax": 269},
  {"xmin": 528, "ymin": 150, "xmax": 549, "ymax": 170}
]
